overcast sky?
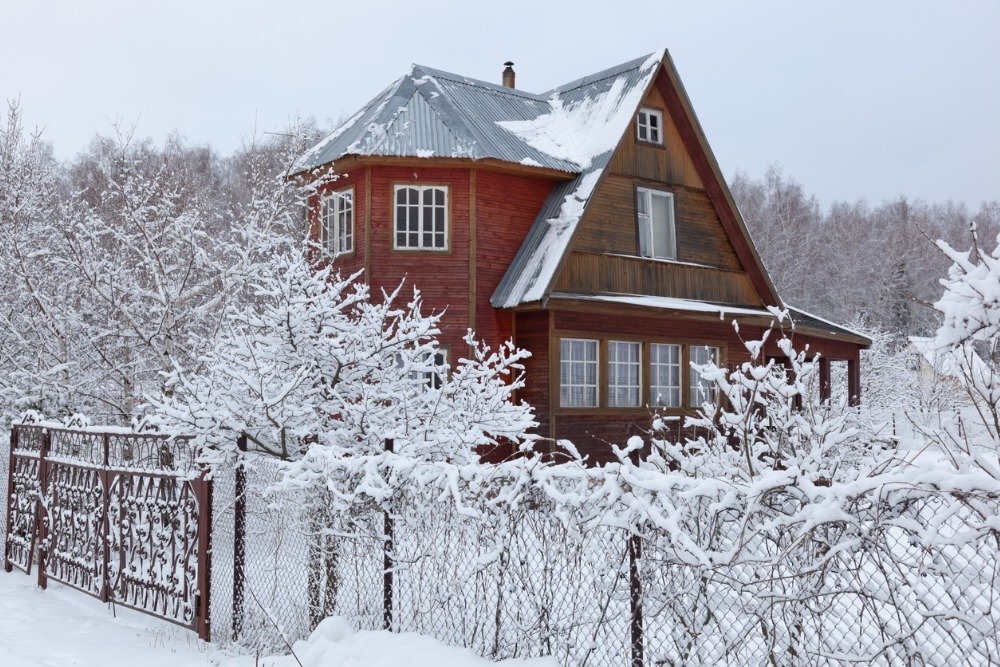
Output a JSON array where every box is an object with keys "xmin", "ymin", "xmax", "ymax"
[{"xmin": 3, "ymin": 0, "xmax": 998, "ymax": 208}]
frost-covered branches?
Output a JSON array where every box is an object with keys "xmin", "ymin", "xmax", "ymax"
[
  {"xmin": 152, "ymin": 248, "xmax": 536, "ymax": 468},
  {"xmin": 671, "ymin": 315, "xmax": 869, "ymax": 482},
  {"xmin": 0, "ymin": 110, "xmax": 324, "ymax": 424},
  {"xmin": 923, "ymin": 229, "xmax": 1000, "ymax": 475}
]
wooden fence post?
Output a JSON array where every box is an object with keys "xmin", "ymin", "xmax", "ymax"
[
  {"xmin": 232, "ymin": 434, "xmax": 248, "ymax": 641},
  {"xmin": 383, "ymin": 438, "xmax": 394, "ymax": 631},
  {"xmin": 629, "ymin": 533, "xmax": 644, "ymax": 667},
  {"xmin": 193, "ymin": 473, "xmax": 213, "ymax": 641},
  {"xmin": 3, "ymin": 427, "xmax": 18, "ymax": 573},
  {"xmin": 848, "ymin": 356, "xmax": 862, "ymax": 407}
]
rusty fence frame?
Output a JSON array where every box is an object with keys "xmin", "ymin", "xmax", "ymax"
[{"xmin": 2, "ymin": 424, "xmax": 213, "ymax": 640}]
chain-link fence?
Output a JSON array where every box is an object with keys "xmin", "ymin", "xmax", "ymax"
[{"xmin": 208, "ymin": 453, "xmax": 1000, "ymax": 665}]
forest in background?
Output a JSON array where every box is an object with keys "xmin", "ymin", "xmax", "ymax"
[{"xmin": 732, "ymin": 166, "xmax": 1000, "ymax": 335}]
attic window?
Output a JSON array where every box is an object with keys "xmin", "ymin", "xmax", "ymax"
[
  {"xmin": 636, "ymin": 107, "xmax": 663, "ymax": 144},
  {"xmin": 394, "ymin": 185, "xmax": 448, "ymax": 251},
  {"xmin": 636, "ymin": 187, "xmax": 676, "ymax": 260}
]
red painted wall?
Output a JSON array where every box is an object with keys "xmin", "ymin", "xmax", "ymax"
[{"xmin": 474, "ymin": 171, "xmax": 553, "ymax": 348}]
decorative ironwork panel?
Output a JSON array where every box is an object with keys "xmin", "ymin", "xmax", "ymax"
[
  {"xmin": 4, "ymin": 452, "xmax": 41, "ymax": 572},
  {"xmin": 108, "ymin": 473, "xmax": 202, "ymax": 626},
  {"xmin": 43, "ymin": 461, "xmax": 105, "ymax": 596},
  {"xmin": 3, "ymin": 424, "xmax": 211, "ymax": 640}
]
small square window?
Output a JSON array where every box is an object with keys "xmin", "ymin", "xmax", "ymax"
[{"xmin": 637, "ymin": 107, "xmax": 663, "ymax": 145}]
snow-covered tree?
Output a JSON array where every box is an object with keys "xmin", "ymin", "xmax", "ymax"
[
  {"xmin": 151, "ymin": 247, "xmax": 536, "ymax": 466},
  {"xmin": 925, "ymin": 229, "xmax": 1000, "ymax": 476}
]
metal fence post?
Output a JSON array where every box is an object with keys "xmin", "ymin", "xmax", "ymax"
[
  {"xmin": 232, "ymin": 434, "xmax": 248, "ymax": 641},
  {"xmin": 193, "ymin": 472, "xmax": 213, "ymax": 641},
  {"xmin": 99, "ymin": 433, "xmax": 111, "ymax": 602},
  {"xmin": 36, "ymin": 428, "xmax": 50, "ymax": 590},
  {"xmin": 383, "ymin": 437, "xmax": 394, "ymax": 631},
  {"xmin": 629, "ymin": 532, "xmax": 644, "ymax": 667},
  {"xmin": 3, "ymin": 427, "xmax": 18, "ymax": 573}
]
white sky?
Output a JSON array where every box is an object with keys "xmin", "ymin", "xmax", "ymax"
[{"xmin": 3, "ymin": 0, "xmax": 998, "ymax": 208}]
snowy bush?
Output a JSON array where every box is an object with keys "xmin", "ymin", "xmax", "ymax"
[{"xmin": 152, "ymin": 248, "xmax": 536, "ymax": 466}]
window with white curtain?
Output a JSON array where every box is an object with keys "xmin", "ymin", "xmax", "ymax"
[
  {"xmin": 560, "ymin": 339, "xmax": 599, "ymax": 407},
  {"xmin": 650, "ymin": 343, "xmax": 681, "ymax": 408},
  {"xmin": 607, "ymin": 341, "xmax": 641, "ymax": 407},
  {"xmin": 636, "ymin": 187, "xmax": 676, "ymax": 260},
  {"xmin": 320, "ymin": 187, "xmax": 353, "ymax": 255},
  {"xmin": 636, "ymin": 107, "xmax": 663, "ymax": 144},
  {"xmin": 689, "ymin": 345, "xmax": 720, "ymax": 406},
  {"xmin": 394, "ymin": 185, "xmax": 447, "ymax": 250}
]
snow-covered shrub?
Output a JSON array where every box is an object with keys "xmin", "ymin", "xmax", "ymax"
[
  {"xmin": 152, "ymin": 248, "xmax": 535, "ymax": 466},
  {"xmin": 924, "ymin": 231, "xmax": 1000, "ymax": 477},
  {"xmin": 652, "ymin": 312, "xmax": 875, "ymax": 483}
]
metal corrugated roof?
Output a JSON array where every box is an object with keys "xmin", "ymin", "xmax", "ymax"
[{"xmin": 292, "ymin": 64, "xmax": 580, "ymax": 174}]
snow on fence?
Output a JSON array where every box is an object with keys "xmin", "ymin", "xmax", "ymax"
[
  {"xmin": 209, "ymin": 448, "xmax": 1000, "ymax": 666},
  {"xmin": 1, "ymin": 424, "xmax": 213, "ymax": 639}
]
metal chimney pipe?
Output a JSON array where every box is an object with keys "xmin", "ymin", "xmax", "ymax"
[{"xmin": 502, "ymin": 61, "xmax": 515, "ymax": 89}]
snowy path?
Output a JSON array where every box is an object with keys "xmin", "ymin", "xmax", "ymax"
[
  {"xmin": 0, "ymin": 571, "xmax": 556, "ymax": 666},
  {"xmin": 0, "ymin": 571, "xmax": 228, "ymax": 666}
]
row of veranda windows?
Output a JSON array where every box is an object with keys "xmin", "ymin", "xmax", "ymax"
[
  {"xmin": 319, "ymin": 181, "xmax": 678, "ymax": 262},
  {"xmin": 559, "ymin": 338, "xmax": 719, "ymax": 409}
]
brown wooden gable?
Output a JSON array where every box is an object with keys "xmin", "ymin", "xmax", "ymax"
[{"xmin": 549, "ymin": 56, "xmax": 780, "ymax": 309}]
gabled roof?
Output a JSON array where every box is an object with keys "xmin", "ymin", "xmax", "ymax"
[{"xmin": 295, "ymin": 51, "xmax": 784, "ymax": 313}]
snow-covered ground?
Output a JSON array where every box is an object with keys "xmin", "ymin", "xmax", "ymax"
[{"xmin": 0, "ymin": 571, "xmax": 557, "ymax": 666}]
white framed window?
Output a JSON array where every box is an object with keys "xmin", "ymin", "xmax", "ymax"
[
  {"xmin": 607, "ymin": 341, "xmax": 641, "ymax": 407},
  {"xmin": 650, "ymin": 343, "xmax": 681, "ymax": 408},
  {"xmin": 400, "ymin": 348, "xmax": 449, "ymax": 391},
  {"xmin": 636, "ymin": 107, "xmax": 663, "ymax": 144},
  {"xmin": 320, "ymin": 187, "xmax": 354, "ymax": 255},
  {"xmin": 689, "ymin": 345, "xmax": 720, "ymax": 406},
  {"xmin": 636, "ymin": 187, "xmax": 676, "ymax": 260},
  {"xmin": 394, "ymin": 185, "xmax": 447, "ymax": 250},
  {"xmin": 560, "ymin": 338, "xmax": 599, "ymax": 407}
]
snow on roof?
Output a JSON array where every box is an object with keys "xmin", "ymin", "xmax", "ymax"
[
  {"xmin": 784, "ymin": 306, "xmax": 871, "ymax": 344},
  {"xmin": 548, "ymin": 292, "xmax": 774, "ymax": 318},
  {"xmin": 492, "ymin": 52, "xmax": 665, "ymax": 307},
  {"xmin": 292, "ymin": 63, "xmax": 583, "ymax": 174},
  {"xmin": 909, "ymin": 336, "xmax": 989, "ymax": 381}
]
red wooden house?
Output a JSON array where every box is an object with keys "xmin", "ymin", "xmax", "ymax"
[{"xmin": 293, "ymin": 51, "xmax": 869, "ymax": 462}]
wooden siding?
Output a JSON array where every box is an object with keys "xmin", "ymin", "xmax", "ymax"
[
  {"xmin": 556, "ymin": 78, "xmax": 760, "ymax": 306},
  {"xmin": 606, "ymin": 83, "xmax": 702, "ymax": 188},
  {"xmin": 554, "ymin": 251, "xmax": 762, "ymax": 305},
  {"xmin": 475, "ymin": 171, "xmax": 554, "ymax": 348},
  {"xmin": 369, "ymin": 166, "xmax": 471, "ymax": 353},
  {"xmin": 513, "ymin": 310, "xmax": 552, "ymax": 440},
  {"xmin": 571, "ymin": 177, "xmax": 742, "ymax": 271}
]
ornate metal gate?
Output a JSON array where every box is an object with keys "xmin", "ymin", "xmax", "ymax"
[{"xmin": 2, "ymin": 424, "xmax": 212, "ymax": 640}]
